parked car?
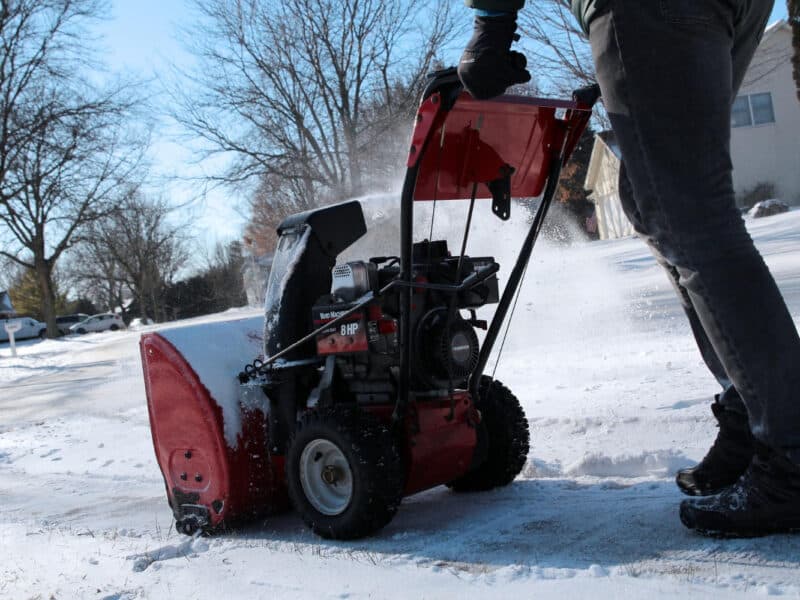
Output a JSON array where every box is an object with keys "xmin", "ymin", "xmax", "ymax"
[
  {"xmin": 69, "ymin": 313, "xmax": 126, "ymax": 334},
  {"xmin": 0, "ymin": 317, "xmax": 47, "ymax": 342},
  {"xmin": 748, "ymin": 199, "xmax": 789, "ymax": 219},
  {"xmin": 128, "ymin": 317, "xmax": 155, "ymax": 331},
  {"xmin": 56, "ymin": 313, "xmax": 90, "ymax": 336}
]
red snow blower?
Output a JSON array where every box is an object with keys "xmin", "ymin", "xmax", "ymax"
[{"xmin": 141, "ymin": 68, "xmax": 598, "ymax": 540}]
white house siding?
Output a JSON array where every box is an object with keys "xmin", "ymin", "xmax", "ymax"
[
  {"xmin": 730, "ymin": 23, "xmax": 800, "ymax": 204},
  {"xmin": 585, "ymin": 136, "xmax": 635, "ymax": 240}
]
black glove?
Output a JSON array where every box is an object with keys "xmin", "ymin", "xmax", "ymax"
[{"xmin": 457, "ymin": 13, "xmax": 531, "ymax": 100}]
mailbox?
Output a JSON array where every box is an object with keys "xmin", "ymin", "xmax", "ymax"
[{"xmin": 4, "ymin": 321, "xmax": 22, "ymax": 334}]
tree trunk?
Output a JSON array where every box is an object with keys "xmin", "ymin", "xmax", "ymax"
[
  {"xmin": 150, "ymin": 287, "xmax": 161, "ymax": 323},
  {"xmin": 138, "ymin": 285, "xmax": 149, "ymax": 322},
  {"xmin": 347, "ymin": 128, "xmax": 363, "ymax": 197},
  {"xmin": 35, "ymin": 260, "xmax": 59, "ymax": 338}
]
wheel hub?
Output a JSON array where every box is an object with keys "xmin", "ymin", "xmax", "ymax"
[
  {"xmin": 299, "ymin": 438, "xmax": 353, "ymax": 516},
  {"xmin": 321, "ymin": 465, "xmax": 344, "ymax": 485}
]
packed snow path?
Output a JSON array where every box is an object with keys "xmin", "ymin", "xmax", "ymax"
[{"xmin": 2, "ymin": 209, "xmax": 800, "ymax": 599}]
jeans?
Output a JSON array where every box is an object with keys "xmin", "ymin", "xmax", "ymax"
[{"xmin": 588, "ymin": 0, "xmax": 800, "ymax": 462}]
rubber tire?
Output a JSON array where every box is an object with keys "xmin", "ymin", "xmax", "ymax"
[
  {"xmin": 448, "ymin": 376, "xmax": 530, "ymax": 492},
  {"xmin": 38, "ymin": 329, "xmax": 47, "ymax": 339},
  {"xmin": 286, "ymin": 407, "xmax": 403, "ymax": 540},
  {"xmin": 77, "ymin": 328, "xmax": 86, "ymax": 334},
  {"xmin": 110, "ymin": 324, "xmax": 119, "ymax": 331}
]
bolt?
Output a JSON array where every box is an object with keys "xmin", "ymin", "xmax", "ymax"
[
  {"xmin": 322, "ymin": 465, "xmax": 340, "ymax": 485},
  {"xmin": 184, "ymin": 450, "xmax": 192, "ymax": 459},
  {"xmin": 180, "ymin": 472, "xmax": 187, "ymax": 481},
  {"xmin": 195, "ymin": 473, "xmax": 203, "ymax": 482}
]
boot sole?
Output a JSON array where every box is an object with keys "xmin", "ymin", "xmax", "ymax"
[
  {"xmin": 689, "ymin": 525, "xmax": 800, "ymax": 539},
  {"xmin": 677, "ymin": 484, "xmax": 726, "ymax": 497},
  {"xmin": 675, "ymin": 476, "xmax": 734, "ymax": 498},
  {"xmin": 680, "ymin": 503, "xmax": 800, "ymax": 538}
]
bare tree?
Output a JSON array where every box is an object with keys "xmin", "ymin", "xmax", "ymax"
[
  {"xmin": 241, "ymin": 69, "xmax": 448, "ymax": 255},
  {"xmin": 66, "ymin": 228, "xmax": 129, "ymax": 315},
  {"xmin": 202, "ymin": 240, "xmax": 246, "ymax": 310},
  {"xmin": 172, "ymin": 0, "xmax": 458, "ymax": 205},
  {"xmin": 0, "ymin": 1, "xmax": 102, "ymax": 201},
  {"xmin": 517, "ymin": 1, "xmax": 595, "ymax": 97},
  {"xmin": 85, "ymin": 190, "xmax": 190, "ymax": 322},
  {"xmin": 0, "ymin": 0, "xmax": 144, "ymax": 336},
  {"xmin": 0, "ymin": 90, "xmax": 144, "ymax": 335}
]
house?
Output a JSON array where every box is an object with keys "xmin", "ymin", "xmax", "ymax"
[
  {"xmin": 583, "ymin": 131, "xmax": 635, "ymax": 241},
  {"xmin": 584, "ymin": 20, "xmax": 799, "ymax": 240},
  {"xmin": 730, "ymin": 20, "xmax": 799, "ymax": 204},
  {"xmin": 0, "ymin": 290, "xmax": 15, "ymax": 319}
]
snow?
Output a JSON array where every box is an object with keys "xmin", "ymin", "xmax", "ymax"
[
  {"xmin": 156, "ymin": 316, "xmax": 264, "ymax": 448},
  {"xmin": 2, "ymin": 209, "xmax": 800, "ymax": 599},
  {"xmin": 263, "ymin": 226, "xmax": 311, "ymax": 352}
]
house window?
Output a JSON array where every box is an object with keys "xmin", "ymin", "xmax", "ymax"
[
  {"xmin": 731, "ymin": 93, "xmax": 775, "ymax": 128},
  {"xmin": 750, "ymin": 93, "xmax": 775, "ymax": 125},
  {"xmin": 732, "ymin": 96, "xmax": 752, "ymax": 127}
]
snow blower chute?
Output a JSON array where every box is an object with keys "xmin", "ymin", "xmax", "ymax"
[{"xmin": 141, "ymin": 68, "xmax": 598, "ymax": 539}]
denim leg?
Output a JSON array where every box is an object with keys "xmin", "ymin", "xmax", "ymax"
[
  {"xmin": 590, "ymin": 0, "xmax": 800, "ymax": 462},
  {"xmin": 618, "ymin": 162, "xmax": 745, "ymax": 413}
]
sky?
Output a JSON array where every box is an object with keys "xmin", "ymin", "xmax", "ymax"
[
  {"xmin": 95, "ymin": 1, "xmax": 792, "ymax": 257},
  {"xmin": 95, "ymin": 1, "xmax": 241, "ymax": 260}
]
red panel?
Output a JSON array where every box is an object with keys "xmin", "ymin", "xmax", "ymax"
[
  {"xmin": 314, "ymin": 313, "xmax": 369, "ymax": 355},
  {"xmin": 408, "ymin": 92, "xmax": 597, "ymax": 202},
  {"xmin": 403, "ymin": 393, "xmax": 478, "ymax": 494},
  {"xmin": 364, "ymin": 392, "xmax": 478, "ymax": 496},
  {"xmin": 141, "ymin": 333, "xmax": 287, "ymax": 530}
]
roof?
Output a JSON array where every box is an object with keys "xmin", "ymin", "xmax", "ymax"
[
  {"xmin": 1, "ymin": 290, "xmax": 15, "ymax": 315},
  {"xmin": 763, "ymin": 19, "xmax": 790, "ymax": 38}
]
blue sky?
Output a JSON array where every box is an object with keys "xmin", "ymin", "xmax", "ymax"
[
  {"xmin": 98, "ymin": 1, "xmax": 790, "ymax": 73},
  {"xmin": 96, "ymin": 1, "xmax": 792, "ymax": 254}
]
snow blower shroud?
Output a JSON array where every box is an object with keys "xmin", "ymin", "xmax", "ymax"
[{"xmin": 141, "ymin": 69, "xmax": 597, "ymax": 539}]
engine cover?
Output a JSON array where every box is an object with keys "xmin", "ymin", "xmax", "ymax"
[
  {"xmin": 331, "ymin": 261, "xmax": 376, "ymax": 302},
  {"xmin": 415, "ymin": 308, "xmax": 479, "ymax": 387}
]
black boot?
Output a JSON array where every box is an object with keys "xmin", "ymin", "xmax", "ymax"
[
  {"xmin": 680, "ymin": 447, "xmax": 800, "ymax": 537},
  {"xmin": 676, "ymin": 399, "xmax": 754, "ymax": 496},
  {"xmin": 457, "ymin": 14, "xmax": 531, "ymax": 100}
]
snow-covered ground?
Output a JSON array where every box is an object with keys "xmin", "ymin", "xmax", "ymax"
[{"xmin": 2, "ymin": 208, "xmax": 800, "ymax": 599}]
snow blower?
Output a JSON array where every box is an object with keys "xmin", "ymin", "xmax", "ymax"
[{"xmin": 141, "ymin": 68, "xmax": 598, "ymax": 540}]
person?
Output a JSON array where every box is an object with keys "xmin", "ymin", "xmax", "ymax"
[{"xmin": 459, "ymin": 0, "xmax": 800, "ymax": 538}]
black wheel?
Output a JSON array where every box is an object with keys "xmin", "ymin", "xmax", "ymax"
[
  {"xmin": 110, "ymin": 324, "xmax": 119, "ymax": 331},
  {"xmin": 77, "ymin": 328, "xmax": 86, "ymax": 334},
  {"xmin": 448, "ymin": 376, "xmax": 530, "ymax": 492},
  {"xmin": 286, "ymin": 407, "xmax": 403, "ymax": 540},
  {"xmin": 38, "ymin": 329, "xmax": 47, "ymax": 339}
]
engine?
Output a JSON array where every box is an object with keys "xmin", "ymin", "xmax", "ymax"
[{"xmin": 311, "ymin": 240, "xmax": 499, "ymax": 403}]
